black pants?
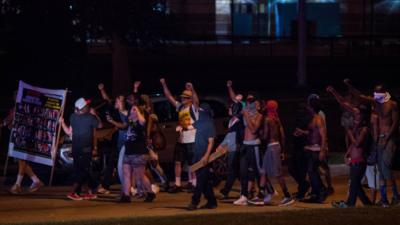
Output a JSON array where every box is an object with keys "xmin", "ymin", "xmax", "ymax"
[
  {"xmin": 347, "ymin": 163, "xmax": 371, "ymax": 206},
  {"xmin": 305, "ymin": 151, "xmax": 324, "ymax": 198},
  {"xmin": 101, "ymin": 147, "xmax": 116, "ymax": 189},
  {"xmin": 72, "ymin": 151, "xmax": 97, "ymax": 194},
  {"xmin": 288, "ymin": 148, "xmax": 309, "ymax": 197},
  {"xmin": 240, "ymin": 144, "xmax": 261, "ymax": 197},
  {"xmin": 191, "ymin": 166, "xmax": 217, "ymax": 206},
  {"xmin": 221, "ymin": 151, "xmax": 240, "ymax": 196}
]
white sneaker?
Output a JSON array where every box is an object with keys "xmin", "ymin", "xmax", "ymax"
[
  {"xmin": 264, "ymin": 194, "xmax": 273, "ymax": 205},
  {"xmin": 234, "ymin": 195, "xmax": 249, "ymax": 206},
  {"xmin": 151, "ymin": 184, "xmax": 160, "ymax": 194},
  {"xmin": 279, "ymin": 197, "xmax": 295, "ymax": 206},
  {"xmin": 131, "ymin": 187, "xmax": 138, "ymax": 196}
]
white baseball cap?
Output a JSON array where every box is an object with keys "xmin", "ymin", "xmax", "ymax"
[{"xmin": 74, "ymin": 97, "xmax": 91, "ymax": 110}]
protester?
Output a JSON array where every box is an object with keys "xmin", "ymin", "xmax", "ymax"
[
  {"xmin": 59, "ymin": 97, "xmax": 103, "ymax": 200},
  {"xmin": 327, "ymin": 86, "xmax": 373, "ymax": 208},
  {"xmin": 296, "ymin": 97, "xmax": 327, "ymax": 203},
  {"xmin": 290, "ymin": 103, "xmax": 312, "ymax": 200},
  {"xmin": 5, "ymin": 92, "xmax": 44, "ymax": 195},
  {"xmin": 119, "ymin": 105, "xmax": 156, "ymax": 203},
  {"xmin": 160, "ymin": 78, "xmax": 199, "ymax": 193},
  {"xmin": 218, "ymin": 81, "xmax": 244, "ymax": 200},
  {"xmin": 250, "ymin": 100, "xmax": 294, "ymax": 206},
  {"xmin": 307, "ymin": 94, "xmax": 334, "ymax": 196},
  {"xmin": 187, "ymin": 104, "xmax": 217, "ymax": 210},
  {"xmin": 227, "ymin": 81, "xmax": 264, "ymax": 206},
  {"xmin": 97, "ymin": 83, "xmax": 129, "ymax": 194}
]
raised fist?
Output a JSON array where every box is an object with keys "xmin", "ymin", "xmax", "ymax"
[
  {"xmin": 185, "ymin": 82, "xmax": 193, "ymax": 90},
  {"xmin": 160, "ymin": 78, "xmax": 166, "ymax": 85},
  {"xmin": 343, "ymin": 78, "xmax": 351, "ymax": 85},
  {"xmin": 134, "ymin": 81, "xmax": 141, "ymax": 89},
  {"xmin": 98, "ymin": 83, "xmax": 104, "ymax": 90},
  {"xmin": 326, "ymin": 86, "xmax": 334, "ymax": 93},
  {"xmin": 227, "ymin": 80, "xmax": 232, "ymax": 87}
]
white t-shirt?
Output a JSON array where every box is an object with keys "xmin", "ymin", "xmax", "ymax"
[{"xmin": 176, "ymin": 102, "xmax": 197, "ymax": 143}]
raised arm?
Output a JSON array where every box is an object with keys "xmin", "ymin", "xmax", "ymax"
[
  {"xmin": 186, "ymin": 82, "xmax": 199, "ymax": 108},
  {"xmin": 327, "ymin": 86, "xmax": 359, "ymax": 116},
  {"xmin": 160, "ymin": 78, "xmax": 178, "ymax": 108},
  {"xmin": 98, "ymin": 83, "xmax": 112, "ymax": 103},
  {"xmin": 227, "ymin": 80, "xmax": 237, "ymax": 103},
  {"xmin": 343, "ymin": 79, "xmax": 374, "ymax": 103}
]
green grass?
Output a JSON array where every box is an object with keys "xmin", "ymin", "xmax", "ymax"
[{"xmin": 5, "ymin": 206, "xmax": 400, "ymax": 225}]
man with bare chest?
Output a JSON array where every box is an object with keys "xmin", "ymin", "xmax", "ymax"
[
  {"xmin": 230, "ymin": 89, "xmax": 263, "ymax": 206},
  {"xmin": 261, "ymin": 100, "xmax": 293, "ymax": 206},
  {"xmin": 296, "ymin": 98, "xmax": 327, "ymax": 203}
]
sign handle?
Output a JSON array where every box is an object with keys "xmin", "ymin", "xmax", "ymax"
[{"xmin": 49, "ymin": 88, "xmax": 68, "ymax": 187}]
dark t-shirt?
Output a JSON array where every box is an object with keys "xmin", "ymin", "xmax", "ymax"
[
  {"xmin": 124, "ymin": 120, "xmax": 147, "ymax": 155},
  {"xmin": 70, "ymin": 113, "xmax": 99, "ymax": 152},
  {"xmin": 192, "ymin": 110, "xmax": 216, "ymax": 163}
]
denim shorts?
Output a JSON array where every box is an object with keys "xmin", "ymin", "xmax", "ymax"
[{"xmin": 123, "ymin": 154, "xmax": 148, "ymax": 168}]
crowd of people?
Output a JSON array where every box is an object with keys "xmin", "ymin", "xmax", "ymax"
[{"xmin": 2, "ymin": 78, "xmax": 400, "ymax": 210}]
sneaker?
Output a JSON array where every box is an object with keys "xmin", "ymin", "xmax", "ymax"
[
  {"xmin": 97, "ymin": 186, "xmax": 111, "ymax": 195},
  {"xmin": 10, "ymin": 184, "xmax": 22, "ymax": 195},
  {"xmin": 331, "ymin": 201, "xmax": 349, "ymax": 208},
  {"xmin": 151, "ymin": 184, "xmax": 160, "ymax": 194},
  {"xmin": 279, "ymin": 197, "xmax": 295, "ymax": 206},
  {"xmin": 82, "ymin": 193, "xmax": 98, "ymax": 200},
  {"xmin": 67, "ymin": 193, "xmax": 83, "ymax": 201},
  {"xmin": 248, "ymin": 197, "xmax": 265, "ymax": 206},
  {"xmin": 28, "ymin": 181, "xmax": 44, "ymax": 193},
  {"xmin": 131, "ymin": 187, "xmax": 138, "ymax": 196},
  {"xmin": 264, "ymin": 194, "xmax": 273, "ymax": 205},
  {"xmin": 233, "ymin": 195, "xmax": 248, "ymax": 206},
  {"xmin": 119, "ymin": 195, "xmax": 131, "ymax": 203},
  {"xmin": 187, "ymin": 202, "xmax": 198, "ymax": 211},
  {"xmin": 144, "ymin": 192, "xmax": 156, "ymax": 202},
  {"xmin": 168, "ymin": 185, "xmax": 183, "ymax": 194}
]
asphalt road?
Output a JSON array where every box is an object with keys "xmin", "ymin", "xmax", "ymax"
[{"xmin": 1, "ymin": 174, "xmax": 399, "ymax": 225}]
